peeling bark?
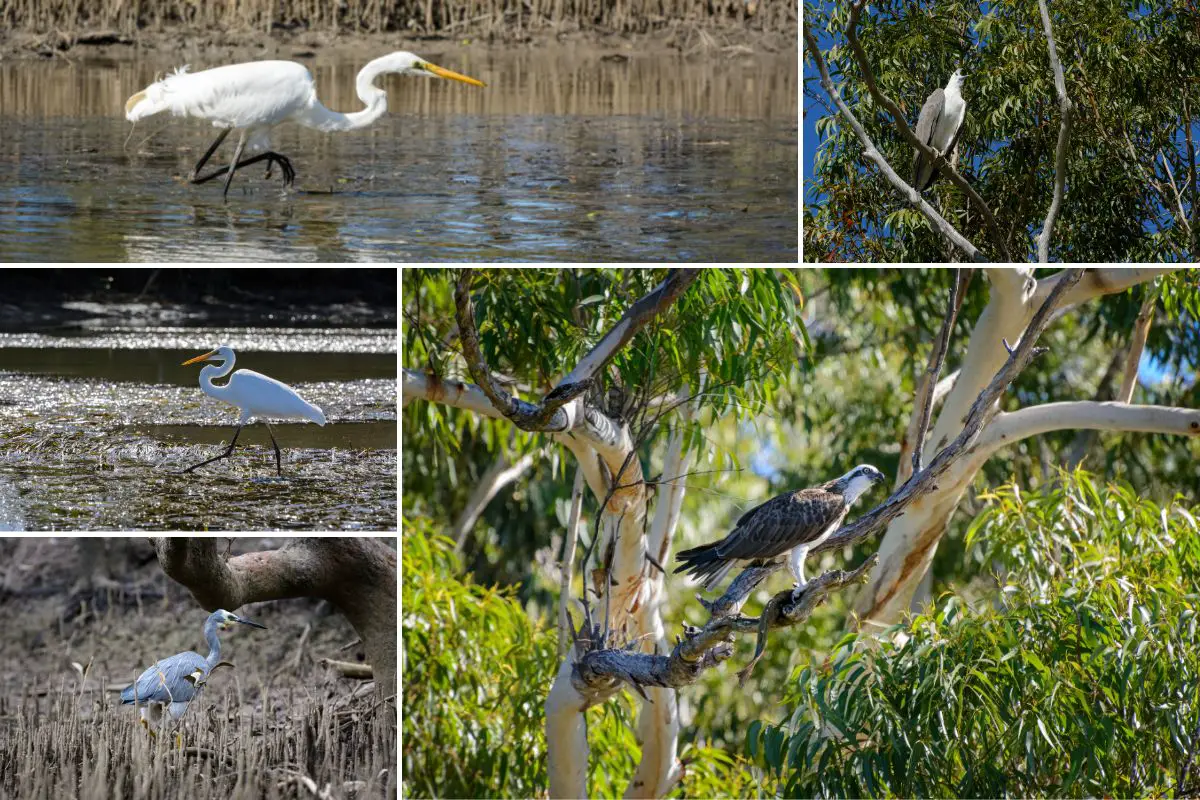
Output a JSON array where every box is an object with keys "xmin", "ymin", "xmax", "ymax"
[{"xmin": 855, "ymin": 267, "xmax": 1185, "ymax": 629}]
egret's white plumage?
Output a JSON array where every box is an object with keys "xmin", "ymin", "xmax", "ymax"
[
  {"xmin": 180, "ymin": 345, "xmax": 325, "ymax": 476},
  {"xmin": 125, "ymin": 52, "xmax": 485, "ymax": 196}
]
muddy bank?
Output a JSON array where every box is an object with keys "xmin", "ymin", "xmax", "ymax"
[{"xmin": 0, "ymin": 23, "xmax": 796, "ymax": 62}]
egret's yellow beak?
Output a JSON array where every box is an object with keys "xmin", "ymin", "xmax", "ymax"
[
  {"xmin": 421, "ymin": 61, "xmax": 486, "ymax": 88},
  {"xmin": 182, "ymin": 350, "xmax": 218, "ymax": 366}
]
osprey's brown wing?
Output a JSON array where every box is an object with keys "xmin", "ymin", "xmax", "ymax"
[{"xmin": 713, "ymin": 488, "xmax": 846, "ymax": 561}]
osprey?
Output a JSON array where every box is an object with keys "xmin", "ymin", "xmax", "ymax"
[
  {"xmin": 912, "ymin": 69, "xmax": 967, "ymax": 192},
  {"xmin": 674, "ymin": 464, "xmax": 886, "ymax": 594}
]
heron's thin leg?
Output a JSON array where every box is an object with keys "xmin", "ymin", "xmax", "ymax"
[
  {"xmin": 193, "ymin": 152, "xmax": 295, "ymax": 189},
  {"xmin": 178, "ymin": 425, "xmax": 243, "ymax": 474},
  {"xmin": 188, "ymin": 129, "xmax": 231, "ymax": 182},
  {"xmin": 221, "ymin": 132, "xmax": 247, "ymax": 198},
  {"xmin": 265, "ymin": 423, "xmax": 282, "ymax": 476}
]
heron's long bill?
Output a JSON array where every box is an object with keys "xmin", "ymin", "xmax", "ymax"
[
  {"xmin": 182, "ymin": 350, "xmax": 218, "ymax": 366},
  {"xmin": 422, "ymin": 61, "xmax": 486, "ymax": 87},
  {"xmin": 235, "ymin": 616, "xmax": 267, "ymax": 629}
]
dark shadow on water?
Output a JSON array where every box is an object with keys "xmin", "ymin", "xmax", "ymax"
[
  {"xmin": 0, "ymin": 347, "xmax": 395, "ymax": 384},
  {"xmin": 132, "ymin": 421, "xmax": 397, "ymax": 450}
]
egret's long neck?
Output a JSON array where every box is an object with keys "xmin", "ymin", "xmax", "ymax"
[
  {"xmin": 203, "ymin": 619, "xmax": 222, "ymax": 668},
  {"xmin": 199, "ymin": 357, "xmax": 235, "ymax": 400},
  {"xmin": 294, "ymin": 58, "xmax": 391, "ymax": 133}
]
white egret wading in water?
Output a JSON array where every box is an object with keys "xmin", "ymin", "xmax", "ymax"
[
  {"xmin": 181, "ymin": 345, "xmax": 326, "ymax": 476},
  {"xmin": 120, "ymin": 609, "xmax": 266, "ymax": 736},
  {"xmin": 125, "ymin": 52, "xmax": 486, "ymax": 197}
]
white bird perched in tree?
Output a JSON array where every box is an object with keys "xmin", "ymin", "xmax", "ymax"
[
  {"xmin": 180, "ymin": 345, "xmax": 326, "ymax": 476},
  {"xmin": 125, "ymin": 52, "xmax": 486, "ymax": 197},
  {"xmin": 912, "ymin": 69, "xmax": 967, "ymax": 192}
]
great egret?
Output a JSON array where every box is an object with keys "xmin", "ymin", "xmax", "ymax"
[
  {"xmin": 125, "ymin": 52, "xmax": 486, "ymax": 197},
  {"xmin": 180, "ymin": 346, "xmax": 326, "ymax": 476}
]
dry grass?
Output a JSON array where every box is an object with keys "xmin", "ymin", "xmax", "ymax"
[
  {"xmin": 0, "ymin": 0, "xmax": 795, "ymax": 38},
  {"xmin": 0, "ymin": 680, "xmax": 395, "ymax": 799},
  {"xmin": 0, "ymin": 539, "xmax": 397, "ymax": 800}
]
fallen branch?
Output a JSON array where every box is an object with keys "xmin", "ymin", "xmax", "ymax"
[{"xmin": 320, "ymin": 659, "xmax": 373, "ymax": 679}]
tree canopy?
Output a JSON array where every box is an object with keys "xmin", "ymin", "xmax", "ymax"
[
  {"xmin": 402, "ymin": 267, "xmax": 1199, "ymax": 798},
  {"xmin": 804, "ymin": 0, "xmax": 1199, "ymax": 262}
]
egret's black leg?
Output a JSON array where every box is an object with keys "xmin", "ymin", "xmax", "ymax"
[
  {"xmin": 188, "ymin": 129, "xmax": 231, "ymax": 182},
  {"xmin": 221, "ymin": 133, "xmax": 247, "ymax": 198},
  {"xmin": 194, "ymin": 153, "xmax": 295, "ymax": 189},
  {"xmin": 179, "ymin": 425, "xmax": 243, "ymax": 474},
  {"xmin": 265, "ymin": 423, "xmax": 283, "ymax": 476}
]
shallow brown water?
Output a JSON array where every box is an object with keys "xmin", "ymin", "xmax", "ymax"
[{"xmin": 0, "ymin": 51, "xmax": 797, "ymax": 261}]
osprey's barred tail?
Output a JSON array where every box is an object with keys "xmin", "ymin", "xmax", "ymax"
[{"xmin": 674, "ymin": 543, "xmax": 735, "ymax": 592}]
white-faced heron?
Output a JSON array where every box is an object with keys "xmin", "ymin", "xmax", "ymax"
[{"xmin": 120, "ymin": 608, "xmax": 266, "ymax": 735}]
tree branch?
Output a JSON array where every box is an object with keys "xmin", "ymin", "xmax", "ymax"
[
  {"xmin": 844, "ymin": 2, "xmax": 1013, "ymax": 261},
  {"xmin": 814, "ymin": 268, "xmax": 1086, "ymax": 555},
  {"xmin": 453, "ymin": 452, "xmax": 536, "ymax": 550},
  {"xmin": 1033, "ymin": 267, "xmax": 1180, "ymax": 312},
  {"xmin": 1035, "ymin": 0, "xmax": 1074, "ymax": 262},
  {"xmin": 402, "ymin": 369, "xmax": 504, "ymax": 419},
  {"xmin": 568, "ymin": 556, "xmax": 878, "ymax": 698},
  {"xmin": 153, "ymin": 538, "xmax": 397, "ymax": 697},
  {"xmin": 558, "ymin": 468, "xmax": 586, "ymax": 659},
  {"xmin": 1117, "ymin": 289, "xmax": 1158, "ymax": 403},
  {"xmin": 452, "ymin": 268, "xmax": 698, "ymax": 433},
  {"xmin": 981, "ymin": 401, "xmax": 1200, "ymax": 452},
  {"xmin": 802, "ymin": 23, "xmax": 986, "ymax": 263},
  {"xmin": 908, "ymin": 269, "xmax": 971, "ymax": 478}
]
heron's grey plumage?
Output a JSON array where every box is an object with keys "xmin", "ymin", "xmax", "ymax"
[
  {"xmin": 674, "ymin": 465, "xmax": 886, "ymax": 592},
  {"xmin": 913, "ymin": 70, "xmax": 967, "ymax": 192},
  {"xmin": 121, "ymin": 609, "xmax": 266, "ymax": 724}
]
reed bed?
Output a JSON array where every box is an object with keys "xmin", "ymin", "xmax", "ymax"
[
  {"xmin": 1, "ymin": 0, "xmax": 795, "ymax": 38},
  {"xmin": 0, "ymin": 672, "xmax": 395, "ymax": 799}
]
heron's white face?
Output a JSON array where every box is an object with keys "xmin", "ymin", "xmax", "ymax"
[
  {"xmin": 384, "ymin": 51, "xmax": 486, "ymax": 87},
  {"xmin": 949, "ymin": 69, "xmax": 966, "ymax": 88}
]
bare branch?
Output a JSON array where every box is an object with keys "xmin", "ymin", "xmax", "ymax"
[
  {"xmin": 844, "ymin": 2, "xmax": 1013, "ymax": 261},
  {"xmin": 802, "ymin": 23, "xmax": 986, "ymax": 263},
  {"xmin": 558, "ymin": 468, "xmax": 586, "ymax": 659},
  {"xmin": 1032, "ymin": 267, "xmax": 1179, "ymax": 316},
  {"xmin": 569, "ymin": 557, "xmax": 878, "ymax": 698},
  {"xmin": 453, "ymin": 452, "xmax": 536, "ymax": 550},
  {"xmin": 981, "ymin": 401, "xmax": 1200, "ymax": 452},
  {"xmin": 1117, "ymin": 290, "xmax": 1158, "ymax": 404},
  {"xmin": 452, "ymin": 268, "xmax": 699, "ymax": 432},
  {"xmin": 402, "ymin": 369, "xmax": 504, "ymax": 419},
  {"xmin": 153, "ymin": 538, "xmax": 397, "ymax": 697},
  {"xmin": 909, "ymin": 269, "xmax": 971, "ymax": 478},
  {"xmin": 814, "ymin": 268, "xmax": 1086, "ymax": 555},
  {"xmin": 1035, "ymin": 0, "xmax": 1074, "ymax": 262}
]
